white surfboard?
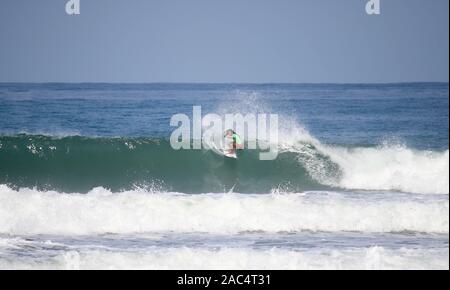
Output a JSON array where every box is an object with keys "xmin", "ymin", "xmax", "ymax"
[{"xmin": 222, "ymin": 149, "xmax": 237, "ymax": 159}]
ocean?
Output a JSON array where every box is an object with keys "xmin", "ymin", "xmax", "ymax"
[{"xmin": 0, "ymin": 82, "xmax": 448, "ymax": 269}]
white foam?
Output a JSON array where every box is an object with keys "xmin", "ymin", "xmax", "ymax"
[
  {"xmin": 0, "ymin": 185, "xmax": 447, "ymax": 235},
  {"xmin": 277, "ymin": 124, "xmax": 449, "ymax": 195},
  {"xmin": 0, "ymin": 246, "xmax": 447, "ymax": 270},
  {"xmin": 323, "ymin": 145, "xmax": 449, "ymax": 195}
]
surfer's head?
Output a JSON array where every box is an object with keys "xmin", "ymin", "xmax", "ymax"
[{"xmin": 225, "ymin": 129, "xmax": 234, "ymax": 136}]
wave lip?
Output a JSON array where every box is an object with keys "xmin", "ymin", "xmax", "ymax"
[{"xmin": 0, "ymin": 185, "xmax": 448, "ymax": 235}]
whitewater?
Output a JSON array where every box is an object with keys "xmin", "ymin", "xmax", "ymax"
[{"xmin": 0, "ymin": 185, "xmax": 448, "ymax": 235}]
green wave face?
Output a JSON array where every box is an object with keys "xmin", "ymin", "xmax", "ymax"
[{"xmin": 0, "ymin": 135, "xmax": 334, "ymax": 193}]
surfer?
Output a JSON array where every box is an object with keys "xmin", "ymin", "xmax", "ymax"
[{"xmin": 224, "ymin": 129, "xmax": 243, "ymax": 155}]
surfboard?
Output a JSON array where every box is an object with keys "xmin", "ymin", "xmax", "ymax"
[
  {"xmin": 205, "ymin": 135, "xmax": 237, "ymax": 158},
  {"xmin": 222, "ymin": 149, "xmax": 237, "ymax": 159}
]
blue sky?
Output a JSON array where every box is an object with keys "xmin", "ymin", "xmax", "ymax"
[{"xmin": 0, "ymin": 0, "xmax": 448, "ymax": 83}]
